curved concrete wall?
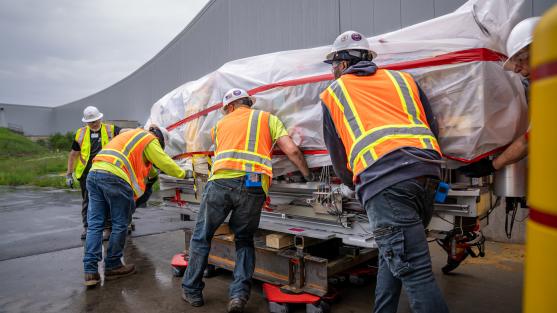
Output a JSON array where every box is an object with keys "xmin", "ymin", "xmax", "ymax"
[{"xmin": 4, "ymin": 0, "xmax": 554, "ymax": 135}]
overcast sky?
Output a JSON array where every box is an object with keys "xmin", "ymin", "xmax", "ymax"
[{"xmin": 0, "ymin": 0, "xmax": 208, "ymax": 107}]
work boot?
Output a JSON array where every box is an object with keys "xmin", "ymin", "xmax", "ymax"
[
  {"xmin": 84, "ymin": 272, "xmax": 100, "ymax": 287},
  {"xmin": 102, "ymin": 228, "xmax": 111, "ymax": 241},
  {"xmin": 227, "ymin": 298, "xmax": 246, "ymax": 313},
  {"xmin": 105, "ymin": 264, "xmax": 136, "ymax": 281},
  {"xmin": 181, "ymin": 290, "xmax": 204, "ymax": 307},
  {"xmin": 81, "ymin": 228, "xmax": 87, "ymax": 240}
]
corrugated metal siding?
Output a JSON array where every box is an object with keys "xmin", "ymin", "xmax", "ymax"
[
  {"xmin": 6, "ymin": 0, "xmax": 554, "ymax": 135},
  {"xmin": 0, "ymin": 104, "xmax": 54, "ymax": 136}
]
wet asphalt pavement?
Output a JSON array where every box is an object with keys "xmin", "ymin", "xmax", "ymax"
[{"xmin": 0, "ymin": 186, "xmax": 524, "ymax": 313}]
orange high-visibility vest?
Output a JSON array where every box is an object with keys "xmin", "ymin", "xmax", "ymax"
[
  {"xmin": 320, "ymin": 69, "xmax": 442, "ymax": 182},
  {"xmin": 211, "ymin": 107, "xmax": 273, "ymax": 177},
  {"xmin": 93, "ymin": 129, "xmax": 156, "ymax": 199}
]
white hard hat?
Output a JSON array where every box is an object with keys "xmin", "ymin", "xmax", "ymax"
[
  {"xmin": 222, "ymin": 88, "xmax": 256, "ymax": 108},
  {"xmin": 325, "ymin": 30, "xmax": 377, "ymax": 64},
  {"xmin": 503, "ymin": 17, "xmax": 540, "ymax": 68},
  {"xmin": 82, "ymin": 106, "xmax": 103, "ymax": 123}
]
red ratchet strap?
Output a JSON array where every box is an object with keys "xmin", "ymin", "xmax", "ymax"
[
  {"xmin": 167, "ymin": 48, "xmax": 503, "ymax": 132},
  {"xmin": 445, "ymin": 145, "xmax": 508, "ymax": 164},
  {"xmin": 173, "ymin": 149, "xmax": 328, "ymax": 160},
  {"xmin": 168, "ymin": 48, "xmax": 507, "ymax": 162}
]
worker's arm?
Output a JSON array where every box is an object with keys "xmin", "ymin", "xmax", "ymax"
[
  {"xmin": 269, "ymin": 115, "xmax": 312, "ymax": 179},
  {"xmin": 321, "ymin": 103, "xmax": 355, "ymax": 189},
  {"xmin": 459, "ymin": 134, "xmax": 528, "ymax": 177},
  {"xmin": 492, "ymin": 135, "xmax": 528, "ymax": 170},
  {"xmin": 275, "ymin": 135, "xmax": 311, "ymax": 178},
  {"xmin": 143, "ymin": 140, "xmax": 186, "ymax": 179},
  {"xmin": 66, "ymin": 139, "xmax": 82, "ymax": 176},
  {"xmin": 66, "ymin": 150, "xmax": 79, "ymax": 175}
]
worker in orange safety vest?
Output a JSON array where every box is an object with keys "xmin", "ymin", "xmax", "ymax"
[
  {"xmin": 320, "ymin": 30, "xmax": 448, "ymax": 313},
  {"xmin": 83, "ymin": 125, "xmax": 186, "ymax": 287},
  {"xmin": 181, "ymin": 88, "xmax": 313, "ymax": 313}
]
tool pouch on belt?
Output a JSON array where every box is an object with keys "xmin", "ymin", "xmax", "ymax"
[{"xmin": 245, "ymin": 173, "xmax": 262, "ymax": 187}]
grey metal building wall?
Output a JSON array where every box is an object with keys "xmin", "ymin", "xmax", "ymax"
[
  {"xmin": 4, "ymin": 0, "xmax": 555, "ymax": 135},
  {"xmin": 0, "ymin": 103, "xmax": 54, "ymax": 135}
]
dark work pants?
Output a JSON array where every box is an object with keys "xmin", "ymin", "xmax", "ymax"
[
  {"xmin": 365, "ymin": 178, "xmax": 449, "ymax": 313},
  {"xmin": 182, "ymin": 178, "xmax": 266, "ymax": 301},
  {"xmin": 79, "ymin": 172, "xmax": 111, "ymax": 229}
]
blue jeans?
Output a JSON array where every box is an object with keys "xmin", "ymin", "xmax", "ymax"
[
  {"xmin": 365, "ymin": 178, "xmax": 449, "ymax": 313},
  {"xmin": 182, "ymin": 178, "xmax": 266, "ymax": 301},
  {"xmin": 83, "ymin": 171, "xmax": 134, "ymax": 274}
]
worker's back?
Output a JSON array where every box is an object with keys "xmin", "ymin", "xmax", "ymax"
[
  {"xmin": 211, "ymin": 107, "xmax": 273, "ymax": 177},
  {"xmin": 320, "ymin": 68, "xmax": 441, "ymax": 179}
]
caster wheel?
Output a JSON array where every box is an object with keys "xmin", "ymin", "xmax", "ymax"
[
  {"xmin": 349, "ymin": 275, "xmax": 366, "ymax": 285},
  {"xmin": 203, "ymin": 265, "xmax": 216, "ymax": 278},
  {"xmin": 268, "ymin": 301, "xmax": 289, "ymax": 313},
  {"xmin": 306, "ymin": 301, "xmax": 330, "ymax": 313},
  {"xmin": 172, "ymin": 266, "xmax": 186, "ymax": 277}
]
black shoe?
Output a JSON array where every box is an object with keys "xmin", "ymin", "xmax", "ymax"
[
  {"xmin": 182, "ymin": 290, "xmax": 204, "ymax": 307},
  {"xmin": 81, "ymin": 228, "xmax": 87, "ymax": 240},
  {"xmin": 227, "ymin": 298, "xmax": 246, "ymax": 313}
]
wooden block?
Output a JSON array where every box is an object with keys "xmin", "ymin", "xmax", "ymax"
[
  {"xmin": 266, "ymin": 233, "xmax": 294, "ymax": 249},
  {"xmin": 214, "ymin": 224, "xmax": 231, "ymax": 236}
]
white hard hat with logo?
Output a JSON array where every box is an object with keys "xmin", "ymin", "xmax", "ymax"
[
  {"xmin": 82, "ymin": 106, "xmax": 103, "ymax": 123},
  {"xmin": 325, "ymin": 30, "xmax": 377, "ymax": 64},
  {"xmin": 222, "ymin": 88, "xmax": 256, "ymax": 108},
  {"xmin": 503, "ymin": 17, "xmax": 540, "ymax": 69}
]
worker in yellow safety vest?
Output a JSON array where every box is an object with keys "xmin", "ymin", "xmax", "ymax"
[
  {"xmin": 320, "ymin": 30, "xmax": 448, "ymax": 313},
  {"xmin": 459, "ymin": 17, "xmax": 540, "ymax": 177},
  {"xmin": 181, "ymin": 88, "xmax": 313, "ymax": 313},
  {"xmin": 82, "ymin": 125, "xmax": 186, "ymax": 287},
  {"xmin": 66, "ymin": 106, "xmax": 121, "ymax": 241}
]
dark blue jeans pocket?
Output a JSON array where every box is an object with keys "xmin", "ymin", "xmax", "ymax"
[
  {"xmin": 383, "ymin": 181, "xmax": 423, "ymax": 224},
  {"xmin": 375, "ymin": 227, "xmax": 413, "ymax": 278}
]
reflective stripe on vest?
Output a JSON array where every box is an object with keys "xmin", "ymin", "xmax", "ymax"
[
  {"xmin": 212, "ymin": 150, "xmax": 273, "ymax": 170},
  {"xmin": 322, "ymin": 69, "xmax": 441, "ymax": 177},
  {"xmin": 98, "ymin": 149, "xmax": 144, "ymax": 196},
  {"xmin": 74, "ymin": 124, "xmax": 114, "ymax": 179},
  {"xmin": 106, "ymin": 125, "xmax": 114, "ymax": 139},
  {"xmin": 212, "ymin": 109, "xmax": 273, "ymax": 176},
  {"xmin": 94, "ymin": 129, "xmax": 154, "ymax": 198}
]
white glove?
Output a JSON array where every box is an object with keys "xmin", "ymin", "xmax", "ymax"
[
  {"xmin": 65, "ymin": 173, "xmax": 74, "ymax": 189},
  {"xmin": 340, "ymin": 184, "xmax": 355, "ymax": 199}
]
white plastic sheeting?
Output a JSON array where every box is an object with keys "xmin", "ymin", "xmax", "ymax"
[{"xmin": 147, "ymin": 0, "xmax": 529, "ymax": 175}]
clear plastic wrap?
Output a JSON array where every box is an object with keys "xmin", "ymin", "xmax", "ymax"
[{"xmin": 147, "ymin": 0, "xmax": 528, "ymax": 175}]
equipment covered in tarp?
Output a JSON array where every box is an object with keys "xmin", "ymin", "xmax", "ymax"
[{"xmin": 146, "ymin": 0, "xmax": 529, "ymax": 176}]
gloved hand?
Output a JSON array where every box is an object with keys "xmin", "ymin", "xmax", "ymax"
[
  {"xmin": 146, "ymin": 175, "xmax": 158, "ymax": 188},
  {"xmin": 339, "ymin": 184, "xmax": 356, "ymax": 199},
  {"xmin": 303, "ymin": 172, "xmax": 317, "ymax": 182},
  {"xmin": 65, "ymin": 173, "xmax": 74, "ymax": 188},
  {"xmin": 458, "ymin": 158, "xmax": 495, "ymax": 177}
]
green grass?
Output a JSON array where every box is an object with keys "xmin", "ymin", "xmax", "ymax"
[
  {"xmin": 0, "ymin": 153, "xmax": 68, "ymax": 186},
  {"xmin": 0, "ymin": 128, "xmax": 68, "ymax": 187},
  {"xmin": 0, "ymin": 127, "xmax": 47, "ymax": 158}
]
